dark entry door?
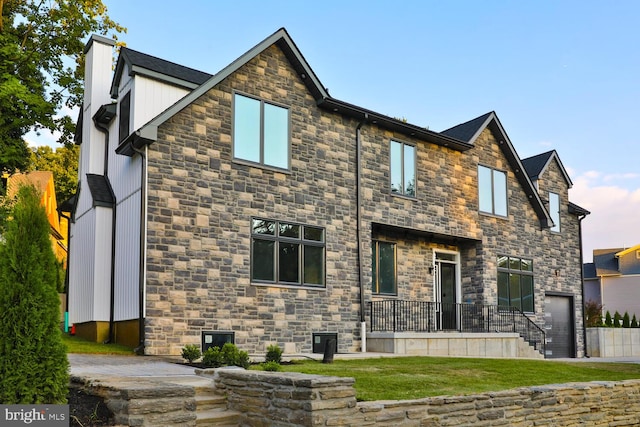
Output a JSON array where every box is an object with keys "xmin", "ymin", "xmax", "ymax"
[
  {"xmin": 436, "ymin": 261, "xmax": 457, "ymax": 330},
  {"xmin": 545, "ymin": 295, "xmax": 575, "ymax": 358}
]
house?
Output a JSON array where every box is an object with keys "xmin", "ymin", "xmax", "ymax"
[
  {"xmin": 584, "ymin": 244, "xmax": 640, "ymax": 319},
  {"xmin": 7, "ymin": 171, "xmax": 68, "ymax": 265},
  {"xmin": 68, "ymin": 28, "xmax": 589, "ymax": 358}
]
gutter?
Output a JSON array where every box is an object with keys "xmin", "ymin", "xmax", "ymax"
[{"xmin": 131, "ymin": 142, "xmax": 148, "ymax": 355}]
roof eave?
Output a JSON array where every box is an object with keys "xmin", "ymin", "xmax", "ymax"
[
  {"xmin": 320, "ymin": 98, "xmax": 473, "ymax": 152},
  {"xmin": 115, "ymin": 127, "xmax": 158, "ymax": 157}
]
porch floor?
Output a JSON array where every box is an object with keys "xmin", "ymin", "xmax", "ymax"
[{"xmin": 366, "ymin": 332, "xmax": 544, "ymax": 359}]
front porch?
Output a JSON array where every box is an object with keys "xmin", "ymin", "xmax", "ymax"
[{"xmin": 366, "ymin": 300, "xmax": 546, "ymax": 359}]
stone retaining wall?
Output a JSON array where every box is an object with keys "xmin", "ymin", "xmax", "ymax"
[
  {"xmin": 211, "ymin": 369, "xmax": 640, "ymax": 426},
  {"xmin": 71, "ymin": 376, "xmax": 196, "ymax": 426}
]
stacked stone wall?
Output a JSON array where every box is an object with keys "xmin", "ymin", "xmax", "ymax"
[{"xmin": 213, "ymin": 369, "xmax": 640, "ymax": 426}]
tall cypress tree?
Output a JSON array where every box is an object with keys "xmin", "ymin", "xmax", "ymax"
[{"xmin": 0, "ymin": 185, "xmax": 68, "ymax": 403}]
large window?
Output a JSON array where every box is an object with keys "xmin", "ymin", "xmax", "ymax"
[
  {"xmin": 233, "ymin": 93, "xmax": 289, "ymax": 169},
  {"xmin": 251, "ymin": 219, "xmax": 324, "ymax": 287},
  {"xmin": 372, "ymin": 241, "xmax": 397, "ymax": 295},
  {"xmin": 390, "ymin": 140, "xmax": 416, "ymax": 197},
  {"xmin": 478, "ymin": 165, "xmax": 507, "ymax": 216},
  {"xmin": 549, "ymin": 192, "xmax": 560, "ymax": 232},
  {"xmin": 497, "ymin": 256, "xmax": 534, "ymax": 312}
]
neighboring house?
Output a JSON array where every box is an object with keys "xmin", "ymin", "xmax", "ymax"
[
  {"xmin": 584, "ymin": 244, "xmax": 640, "ymax": 319},
  {"xmin": 7, "ymin": 171, "xmax": 68, "ymax": 265},
  {"xmin": 69, "ymin": 28, "xmax": 589, "ymax": 358}
]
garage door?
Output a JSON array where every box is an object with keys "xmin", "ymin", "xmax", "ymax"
[{"xmin": 544, "ymin": 295, "xmax": 575, "ymax": 358}]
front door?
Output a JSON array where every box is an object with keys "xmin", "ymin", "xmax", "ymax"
[{"xmin": 434, "ymin": 251, "xmax": 459, "ymax": 330}]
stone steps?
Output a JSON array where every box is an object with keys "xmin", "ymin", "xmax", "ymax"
[{"xmin": 195, "ymin": 387, "xmax": 241, "ymax": 426}]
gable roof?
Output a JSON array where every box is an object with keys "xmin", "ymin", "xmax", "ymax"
[
  {"xmin": 521, "ymin": 150, "xmax": 572, "ymax": 187},
  {"xmin": 6, "ymin": 171, "xmax": 53, "ymax": 197},
  {"xmin": 442, "ymin": 112, "xmax": 553, "ymax": 229},
  {"xmin": 110, "ymin": 47, "xmax": 213, "ymax": 97},
  {"xmin": 116, "ymin": 27, "xmax": 473, "ymax": 156}
]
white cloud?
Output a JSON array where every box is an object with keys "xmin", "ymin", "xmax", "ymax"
[{"xmin": 570, "ymin": 173, "xmax": 640, "ymax": 263}]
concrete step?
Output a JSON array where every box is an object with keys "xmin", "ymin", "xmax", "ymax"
[{"xmin": 196, "ymin": 408, "xmax": 241, "ymax": 426}]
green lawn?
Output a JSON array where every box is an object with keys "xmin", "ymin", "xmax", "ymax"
[
  {"xmin": 281, "ymin": 356, "xmax": 640, "ymax": 401},
  {"xmin": 62, "ymin": 333, "xmax": 134, "ymax": 355}
]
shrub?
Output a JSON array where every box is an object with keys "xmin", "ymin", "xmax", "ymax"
[
  {"xmin": 614, "ymin": 311, "xmax": 622, "ymax": 328},
  {"xmin": 623, "ymin": 312, "xmax": 631, "ymax": 328},
  {"xmin": 181, "ymin": 344, "xmax": 201, "ymax": 363},
  {"xmin": 0, "ymin": 185, "xmax": 69, "ymax": 403},
  {"xmin": 584, "ymin": 300, "xmax": 604, "ymax": 327},
  {"xmin": 265, "ymin": 344, "xmax": 283, "ymax": 364},
  {"xmin": 202, "ymin": 343, "xmax": 250, "ymax": 369},
  {"xmin": 632, "ymin": 315, "xmax": 639, "ymax": 328},
  {"xmin": 605, "ymin": 311, "xmax": 613, "ymax": 327},
  {"xmin": 261, "ymin": 361, "xmax": 282, "ymax": 372},
  {"xmin": 202, "ymin": 347, "xmax": 224, "ymax": 368}
]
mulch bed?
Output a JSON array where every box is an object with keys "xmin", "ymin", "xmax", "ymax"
[{"xmin": 68, "ymin": 388, "xmax": 115, "ymax": 427}]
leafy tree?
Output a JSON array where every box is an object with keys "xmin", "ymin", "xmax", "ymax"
[
  {"xmin": 0, "ymin": 184, "xmax": 69, "ymax": 403},
  {"xmin": 584, "ymin": 300, "xmax": 604, "ymax": 327},
  {"xmin": 0, "ymin": 0, "xmax": 125, "ymax": 175},
  {"xmin": 29, "ymin": 144, "xmax": 79, "ymax": 203}
]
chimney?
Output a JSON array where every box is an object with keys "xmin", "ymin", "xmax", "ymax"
[{"xmin": 81, "ymin": 35, "xmax": 116, "ymax": 175}]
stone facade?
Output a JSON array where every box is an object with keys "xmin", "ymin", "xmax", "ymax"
[{"xmin": 138, "ymin": 38, "xmax": 585, "ymax": 357}]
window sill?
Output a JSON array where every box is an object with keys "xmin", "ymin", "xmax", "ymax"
[
  {"xmin": 479, "ymin": 211, "xmax": 509, "ymax": 220},
  {"xmin": 390, "ymin": 192, "xmax": 417, "ymax": 201},
  {"xmin": 233, "ymin": 158, "xmax": 292, "ymax": 174},
  {"xmin": 251, "ymin": 282, "xmax": 326, "ymax": 291}
]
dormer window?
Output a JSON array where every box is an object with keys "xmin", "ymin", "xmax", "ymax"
[{"xmin": 119, "ymin": 91, "xmax": 131, "ymax": 143}]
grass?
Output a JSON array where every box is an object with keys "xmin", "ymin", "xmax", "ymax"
[
  {"xmin": 280, "ymin": 356, "xmax": 640, "ymax": 401},
  {"xmin": 62, "ymin": 333, "xmax": 134, "ymax": 355}
]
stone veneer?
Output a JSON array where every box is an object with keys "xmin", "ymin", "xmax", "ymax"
[{"xmin": 141, "ymin": 40, "xmax": 585, "ymax": 356}]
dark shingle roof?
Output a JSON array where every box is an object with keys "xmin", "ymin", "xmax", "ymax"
[
  {"xmin": 440, "ymin": 112, "xmax": 493, "ymax": 142},
  {"xmin": 119, "ymin": 47, "xmax": 212, "ymax": 85},
  {"xmin": 521, "ymin": 151, "xmax": 554, "ymax": 181},
  {"xmin": 86, "ymin": 174, "xmax": 115, "ymax": 207}
]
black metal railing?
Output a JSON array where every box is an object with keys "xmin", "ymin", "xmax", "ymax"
[{"xmin": 368, "ymin": 300, "xmax": 546, "ymax": 356}]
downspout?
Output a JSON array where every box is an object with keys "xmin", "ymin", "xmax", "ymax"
[
  {"xmin": 94, "ymin": 118, "xmax": 117, "ymax": 344},
  {"xmin": 131, "ymin": 142, "xmax": 147, "ymax": 355},
  {"xmin": 578, "ymin": 213, "xmax": 588, "ymax": 357},
  {"xmin": 356, "ymin": 114, "xmax": 368, "ymax": 352}
]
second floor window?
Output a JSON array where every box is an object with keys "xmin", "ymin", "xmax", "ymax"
[
  {"xmin": 549, "ymin": 192, "xmax": 560, "ymax": 232},
  {"xmin": 478, "ymin": 165, "xmax": 507, "ymax": 216},
  {"xmin": 390, "ymin": 140, "xmax": 416, "ymax": 197},
  {"xmin": 233, "ymin": 93, "xmax": 289, "ymax": 170}
]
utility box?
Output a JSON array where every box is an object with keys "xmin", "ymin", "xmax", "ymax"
[
  {"xmin": 312, "ymin": 332, "xmax": 337, "ymax": 354},
  {"xmin": 201, "ymin": 331, "xmax": 235, "ymax": 352}
]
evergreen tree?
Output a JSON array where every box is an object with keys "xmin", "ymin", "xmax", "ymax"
[
  {"xmin": 605, "ymin": 311, "xmax": 613, "ymax": 327},
  {"xmin": 632, "ymin": 314, "xmax": 639, "ymax": 328},
  {"xmin": 0, "ymin": 185, "xmax": 69, "ymax": 403},
  {"xmin": 613, "ymin": 311, "xmax": 622, "ymax": 328},
  {"xmin": 623, "ymin": 312, "xmax": 631, "ymax": 328}
]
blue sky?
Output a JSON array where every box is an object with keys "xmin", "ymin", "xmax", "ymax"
[{"xmin": 31, "ymin": 0, "xmax": 640, "ymax": 261}]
